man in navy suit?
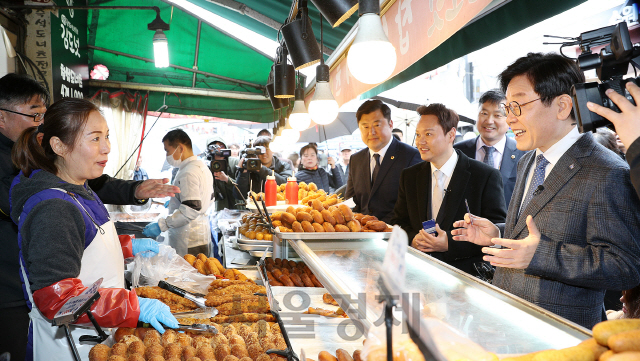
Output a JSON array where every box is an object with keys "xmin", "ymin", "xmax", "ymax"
[
  {"xmin": 345, "ymin": 100, "xmax": 422, "ymax": 223},
  {"xmin": 454, "ymin": 89, "xmax": 525, "ymax": 207},
  {"xmin": 391, "ymin": 104, "xmax": 506, "ymax": 276}
]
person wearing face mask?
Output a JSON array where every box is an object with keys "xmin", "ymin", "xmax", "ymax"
[{"xmin": 143, "ymin": 130, "xmax": 214, "ymax": 256}]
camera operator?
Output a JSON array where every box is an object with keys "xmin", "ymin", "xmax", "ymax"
[
  {"xmin": 587, "ymin": 83, "xmax": 640, "ymax": 197},
  {"xmin": 233, "ymin": 136, "xmax": 292, "ymax": 199},
  {"xmin": 207, "ymin": 137, "xmax": 239, "ymax": 211}
]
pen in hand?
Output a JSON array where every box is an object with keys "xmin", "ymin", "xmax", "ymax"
[{"xmin": 465, "ymin": 199, "xmax": 473, "ymax": 225}]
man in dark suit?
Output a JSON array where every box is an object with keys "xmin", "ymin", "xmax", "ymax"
[
  {"xmin": 452, "ymin": 53, "xmax": 640, "ymax": 329},
  {"xmin": 454, "ymin": 89, "xmax": 526, "ymax": 207},
  {"xmin": 391, "ymin": 103, "xmax": 506, "ymax": 276},
  {"xmin": 345, "ymin": 100, "xmax": 422, "ymax": 223}
]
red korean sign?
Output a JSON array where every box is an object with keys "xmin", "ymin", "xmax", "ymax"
[{"xmin": 330, "ymin": 0, "xmax": 493, "ymax": 106}]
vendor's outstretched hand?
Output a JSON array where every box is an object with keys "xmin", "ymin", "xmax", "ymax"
[
  {"xmin": 451, "ymin": 213, "xmax": 499, "ymax": 247},
  {"xmin": 132, "ymin": 238, "xmax": 159, "ymax": 257},
  {"xmin": 481, "ymin": 215, "xmax": 541, "ymax": 269},
  {"xmin": 142, "ymin": 223, "xmax": 161, "ymax": 238},
  {"xmin": 587, "ymin": 83, "xmax": 640, "ymax": 149},
  {"xmin": 138, "ymin": 298, "xmax": 178, "ymax": 334},
  {"xmin": 134, "ymin": 178, "xmax": 180, "ymax": 200}
]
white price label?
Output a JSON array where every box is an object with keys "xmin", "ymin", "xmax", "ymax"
[
  {"xmin": 55, "ymin": 277, "xmax": 103, "ymax": 319},
  {"xmin": 382, "ymin": 225, "xmax": 408, "ymax": 290}
]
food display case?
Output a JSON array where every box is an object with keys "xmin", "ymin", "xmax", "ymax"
[{"xmin": 285, "ymin": 238, "xmax": 592, "ymax": 356}]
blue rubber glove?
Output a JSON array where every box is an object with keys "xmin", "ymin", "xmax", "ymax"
[
  {"xmin": 142, "ymin": 222, "xmax": 162, "ymax": 238},
  {"xmin": 138, "ymin": 298, "xmax": 179, "ymax": 334},
  {"xmin": 132, "ymin": 238, "xmax": 159, "ymax": 258},
  {"xmin": 164, "ymin": 200, "xmax": 170, "ymax": 208}
]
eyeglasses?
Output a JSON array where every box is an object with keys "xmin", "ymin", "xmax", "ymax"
[
  {"xmin": 0, "ymin": 108, "xmax": 45, "ymax": 122},
  {"xmin": 500, "ymin": 98, "xmax": 541, "ymax": 117}
]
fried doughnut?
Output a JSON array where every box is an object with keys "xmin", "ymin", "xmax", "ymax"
[
  {"xmin": 320, "ymin": 210, "xmax": 336, "ymax": 225},
  {"xmin": 245, "ymin": 332, "xmax": 259, "ymax": 346},
  {"xmin": 322, "ymin": 222, "xmax": 335, "ymax": 233},
  {"xmin": 143, "ymin": 330, "xmax": 161, "ymax": 346},
  {"xmin": 274, "ymin": 258, "xmax": 283, "ymax": 265},
  {"xmin": 353, "ymin": 213, "xmax": 365, "ymax": 222},
  {"xmin": 281, "ymin": 268, "xmax": 290, "ymax": 276},
  {"xmin": 270, "ymin": 279, "xmax": 284, "ymax": 286},
  {"xmin": 127, "ymin": 354, "xmax": 145, "ymax": 361},
  {"xmin": 224, "ymin": 356, "xmax": 240, "ymax": 361},
  {"xmin": 322, "ymin": 198, "xmax": 338, "ymax": 208},
  {"xmin": 289, "ymin": 273, "xmax": 304, "ymax": 287},
  {"xmin": 144, "ymin": 344, "xmax": 163, "ymax": 359},
  {"xmin": 308, "ymin": 182, "xmax": 318, "ymax": 191},
  {"xmin": 309, "ymin": 210, "xmax": 324, "ymax": 224},
  {"xmin": 277, "ymin": 226, "xmax": 291, "ymax": 233},
  {"xmin": 119, "ymin": 335, "xmax": 141, "ymax": 346},
  {"xmin": 185, "ymin": 357, "xmax": 202, "ymax": 361},
  {"xmin": 89, "ymin": 344, "xmax": 110, "ymax": 361},
  {"xmin": 193, "ymin": 336, "xmax": 211, "ymax": 349},
  {"xmin": 216, "ymin": 344, "xmax": 231, "ymax": 361},
  {"xmin": 277, "ymin": 274, "xmax": 295, "ymax": 287},
  {"xmin": 161, "ymin": 329, "xmax": 177, "ymax": 345},
  {"xmin": 301, "ymin": 221, "xmax": 315, "ymax": 232},
  {"xmin": 365, "ymin": 220, "xmax": 387, "ymax": 231},
  {"xmin": 265, "ymin": 257, "xmax": 275, "ymax": 265},
  {"xmin": 311, "ymin": 199, "xmax": 324, "ymax": 212},
  {"xmin": 296, "ymin": 211, "xmax": 313, "ymax": 223},
  {"xmin": 272, "ymin": 268, "xmax": 283, "ymax": 278},
  {"xmin": 360, "ymin": 215, "xmax": 378, "ymax": 224},
  {"xmin": 114, "ymin": 327, "xmax": 136, "ymax": 343},
  {"xmin": 205, "ymin": 259, "xmax": 222, "ymax": 276},
  {"xmin": 247, "ymin": 344, "xmax": 263, "ymax": 360},
  {"xmin": 213, "ymin": 334, "xmax": 229, "ymax": 348},
  {"xmin": 271, "ymin": 220, "xmax": 283, "ymax": 228},
  {"xmin": 336, "ymin": 349, "xmax": 353, "ymax": 361},
  {"xmin": 331, "ymin": 209, "xmax": 346, "ymax": 224},
  {"xmin": 347, "ymin": 220, "xmax": 362, "ymax": 232},
  {"xmin": 310, "ymin": 274, "xmax": 323, "ymax": 287},
  {"xmin": 183, "ymin": 346, "xmax": 197, "ymax": 360},
  {"xmin": 287, "ymin": 260, "xmax": 296, "ymax": 268},
  {"xmin": 223, "ymin": 269, "xmax": 235, "ymax": 279},
  {"xmin": 285, "ymin": 206, "xmax": 298, "ymax": 216},
  {"xmin": 338, "ymin": 204, "xmax": 354, "ymax": 222},
  {"xmin": 312, "ymin": 222, "xmax": 325, "ymax": 232},
  {"xmin": 213, "ymin": 258, "xmax": 226, "ymax": 274},
  {"xmin": 164, "ymin": 343, "xmax": 183, "ymax": 359},
  {"xmin": 353, "ymin": 350, "xmax": 362, "ymax": 361},
  {"xmin": 223, "ymin": 325, "xmax": 237, "ymax": 338},
  {"xmin": 281, "ymin": 212, "xmax": 297, "ymax": 225},
  {"xmin": 237, "ymin": 324, "xmax": 252, "ymax": 339},
  {"xmin": 292, "ymin": 221, "xmax": 304, "ymax": 233},
  {"xmin": 176, "ymin": 333, "xmax": 192, "ymax": 347},
  {"xmin": 229, "ymin": 335, "xmax": 245, "ymax": 347},
  {"xmin": 197, "ymin": 253, "xmax": 208, "ymax": 263},
  {"xmin": 257, "ymin": 354, "xmax": 272, "ymax": 361},
  {"xmin": 107, "ymin": 356, "xmax": 126, "ymax": 361},
  {"xmin": 239, "ymin": 357, "xmax": 253, "ymax": 361},
  {"xmin": 194, "ymin": 259, "xmax": 207, "ymax": 275},
  {"xmin": 127, "ymin": 340, "xmax": 146, "ymax": 355},
  {"xmin": 335, "ymin": 224, "xmax": 351, "ymax": 232},
  {"xmin": 270, "ymin": 212, "xmax": 283, "ymax": 221},
  {"xmin": 197, "ymin": 346, "xmax": 215, "ymax": 360},
  {"xmin": 184, "ymin": 254, "xmax": 197, "ymax": 266},
  {"xmin": 231, "ymin": 344, "xmax": 249, "ymax": 359},
  {"xmin": 323, "ymin": 293, "xmax": 339, "ymax": 306},
  {"xmin": 319, "ymin": 351, "xmax": 338, "ymax": 361},
  {"xmin": 300, "ymin": 273, "xmax": 315, "ymax": 287}
]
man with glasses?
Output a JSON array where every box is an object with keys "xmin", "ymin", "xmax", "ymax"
[
  {"xmin": 454, "ymin": 89, "xmax": 525, "ymax": 207},
  {"xmin": 451, "ymin": 53, "xmax": 640, "ymax": 329},
  {"xmin": 0, "ymin": 73, "xmax": 179, "ymax": 360}
]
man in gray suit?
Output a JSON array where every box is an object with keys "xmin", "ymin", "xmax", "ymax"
[
  {"xmin": 451, "ymin": 53, "xmax": 640, "ymax": 329},
  {"xmin": 454, "ymin": 89, "xmax": 526, "ymax": 207}
]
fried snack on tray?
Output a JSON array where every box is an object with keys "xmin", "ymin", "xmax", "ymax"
[
  {"xmin": 135, "ymin": 286, "xmax": 198, "ymax": 312},
  {"xmin": 205, "ymin": 294, "xmax": 264, "ymax": 307},
  {"xmin": 207, "ymin": 283, "xmax": 266, "ymax": 296},
  {"xmin": 216, "ymin": 298, "xmax": 270, "ymax": 316},
  {"xmin": 209, "ymin": 279, "xmax": 256, "ymax": 289},
  {"xmin": 211, "ymin": 313, "xmax": 276, "ymax": 323},
  {"xmin": 322, "ymin": 293, "xmax": 339, "ymax": 306},
  {"xmin": 303, "ymin": 307, "xmax": 348, "ymax": 318}
]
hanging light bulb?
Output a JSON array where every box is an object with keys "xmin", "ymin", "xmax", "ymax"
[
  {"xmin": 289, "ymin": 80, "xmax": 311, "ymax": 131},
  {"xmin": 347, "ymin": 0, "xmax": 397, "ymax": 84},
  {"xmin": 308, "ymin": 15, "xmax": 339, "ymax": 125},
  {"xmin": 148, "ymin": 12, "xmax": 171, "ymax": 68}
]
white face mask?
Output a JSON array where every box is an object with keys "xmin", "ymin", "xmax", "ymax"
[{"xmin": 166, "ymin": 146, "xmax": 182, "ymax": 167}]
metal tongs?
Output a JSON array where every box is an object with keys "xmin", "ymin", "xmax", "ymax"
[
  {"xmin": 158, "ymin": 281, "xmax": 219, "ymax": 317},
  {"xmin": 177, "ymin": 323, "xmax": 218, "ymax": 335}
]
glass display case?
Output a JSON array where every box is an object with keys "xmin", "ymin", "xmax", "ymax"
[{"xmin": 287, "ymin": 238, "xmax": 591, "ymax": 355}]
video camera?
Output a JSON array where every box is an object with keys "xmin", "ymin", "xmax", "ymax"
[
  {"xmin": 206, "ymin": 143, "xmax": 232, "ymax": 173},
  {"xmin": 239, "ymin": 145, "xmax": 266, "ymax": 172},
  {"xmin": 567, "ymin": 22, "xmax": 640, "ymax": 132}
]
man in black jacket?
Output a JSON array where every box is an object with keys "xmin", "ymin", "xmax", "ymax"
[
  {"xmin": 0, "ymin": 73, "xmax": 179, "ymax": 360},
  {"xmin": 391, "ymin": 103, "xmax": 506, "ymax": 276},
  {"xmin": 345, "ymin": 100, "xmax": 422, "ymax": 223},
  {"xmin": 233, "ymin": 136, "xmax": 292, "ymax": 199}
]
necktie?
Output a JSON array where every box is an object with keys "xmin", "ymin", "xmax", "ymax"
[
  {"xmin": 519, "ymin": 154, "xmax": 549, "ymax": 219},
  {"xmin": 371, "ymin": 153, "xmax": 381, "ymax": 185},
  {"xmin": 482, "ymin": 146, "xmax": 495, "ymax": 168},
  {"xmin": 432, "ymin": 169, "xmax": 445, "ymax": 217}
]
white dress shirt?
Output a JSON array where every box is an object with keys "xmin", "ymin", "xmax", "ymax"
[
  {"xmin": 475, "ymin": 135, "xmax": 506, "ymax": 170},
  {"xmin": 520, "ymin": 126, "xmax": 583, "ymax": 209},
  {"xmin": 369, "ymin": 137, "xmax": 394, "ymax": 180},
  {"xmin": 430, "ymin": 150, "xmax": 459, "ymax": 217}
]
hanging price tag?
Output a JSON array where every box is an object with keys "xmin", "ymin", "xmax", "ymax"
[
  {"xmin": 53, "ymin": 278, "xmax": 103, "ymax": 326},
  {"xmin": 382, "ymin": 225, "xmax": 408, "ymax": 290}
]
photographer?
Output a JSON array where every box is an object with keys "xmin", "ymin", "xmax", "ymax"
[
  {"xmin": 233, "ymin": 136, "xmax": 292, "ymax": 199},
  {"xmin": 587, "ymin": 83, "xmax": 640, "ymax": 196},
  {"xmin": 207, "ymin": 137, "xmax": 239, "ymax": 211}
]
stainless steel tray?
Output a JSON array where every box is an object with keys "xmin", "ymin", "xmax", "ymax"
[
  {"xmin": 275, "ymin": 231, "xmax": 391, "ymax": 240},
  {"xmin": 249, "ymin": 250, "xmax": 273, "ymax": 257},
  {"xmin": 238, "ymin": 243, "xmax": 271, "ymax": 251},
  {"xmin": 237, "ymin": 238, "xmax": 272, "ymax": 246}
]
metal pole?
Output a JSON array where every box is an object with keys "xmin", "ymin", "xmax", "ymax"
[
  {"xmin": 192, "ymin": 20, "xmax": 202, "ymax": 88},
  {"xmin": 63, "ymin": 324, "xmax": 81, "ymax": 361}
]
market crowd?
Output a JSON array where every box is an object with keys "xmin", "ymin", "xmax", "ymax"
[{"xmin": 1, "ymin": 51, "xmax": 640, "ymax": 359}]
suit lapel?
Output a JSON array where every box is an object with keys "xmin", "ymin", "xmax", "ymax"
[
  {"xmin": 505, "ymin": 151, "xmax": 534, "ymax": 238},
  {"xmin": 370, "ymin": 139, "xmax": 398, "ymax": 195},
  {"xmin": 436, "ymin": 151, "xmax": 470, "ymax": 226},
  {"xmin": 500, "ymin": 137, "xmax": 518, "ymax": 179},
  {"xmin": 417, "ymin": 162, "xmax": 431, "ymax": 222}
]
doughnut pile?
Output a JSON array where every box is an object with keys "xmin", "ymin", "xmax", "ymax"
[
  {"xmin": 271, "ymin": 202, "xmax": 391, "ymax": 233},
  {"xmin": 183, "ymin": 253, "xmax": 250, "ymax": 279},
  {"xmin": 264, "ymin": 258, "xmax": 323, "ymax": 288},
  {"xmin": 89, "ymin": 320, "xmax": 288, "ymax": 361}
]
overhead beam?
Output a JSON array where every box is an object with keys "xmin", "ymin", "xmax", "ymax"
[
  {"xmin": 88, "ymin": 79, "xmax": 269, "ymax": 101},
  {"xmin": 87, "ymin": 45, "xmax": 265, "ymax": 90}
]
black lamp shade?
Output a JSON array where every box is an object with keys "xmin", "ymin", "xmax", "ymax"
[
  {"xmin": 282, "ymin": 9, "xmax": 322, "ymax": 70},
  {"xmin": 266, "ymin": 81, "xmax": 290, "ymax": 110},
  {"xmin": 274, "ymin": 52, "xmax": 296, "ymax": 99},
  {"xmin": 310, "ymin": 0, "xmax": 358, "ymax": 28}
]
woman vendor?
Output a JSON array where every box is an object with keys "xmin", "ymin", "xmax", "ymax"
[
  {"xmin": 10, "ymin": 98, "xmax": 178, "ymax": 361},
  {"xmin": 295, "ymin": 144, "xmax": 343, "ymax": 193}
]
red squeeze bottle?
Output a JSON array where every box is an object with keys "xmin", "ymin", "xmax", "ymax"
[
  {"xmin": 265, "ymin": 170, "xmax": 277, "ymax": 207},
  {"xmin": 285, "ymin": 177, "xmax": 298, "ymax": 205}
]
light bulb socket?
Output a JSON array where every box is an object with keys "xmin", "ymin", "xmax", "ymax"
[
  {"xmin": 282, "ymin": 7, "xmax": 322, "ymax": 70},
  {"xmin": 310, "ymin": 0, "xmax": 359, "ymax": 28},
  {"xmin": 295, "ymin": 87, "xmax": 305, "ymax": 101},
  {"xmin": 274, "ymin": 47, "xmax": 296, "ymax": 98},
  {"xmin": 147, "ymin": 13, "xmax": 170, "ymax": 31},
  {"xmin": 358, "ymin": 0, "xmax": 380, "ymax": 16},
  {"xmin": 152, "ymin": 29, "xmax": 167, "ymax": 43},
  {"xmin": 316, "ymin": 63, "xmax": 330, "ymax": 82}
]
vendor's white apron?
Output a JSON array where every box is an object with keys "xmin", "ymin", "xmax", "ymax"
[{"xmin": 20, "ymin": 192, "xmax": 124, "ymax": 361}]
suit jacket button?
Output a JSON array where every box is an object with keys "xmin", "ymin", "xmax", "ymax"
[
  {"xmin": 511, "ymin": 155, "xmax": 515, "ymax": 159},
  {"xmin": 391, "ymin": 156, "xmax": 395, "ymax": 160}
]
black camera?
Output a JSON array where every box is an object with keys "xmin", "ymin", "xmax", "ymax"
[
  {"xmin": 239, "ymin": 145, "xmax": 266, "ymax": 172},
  {"xmin": 206, "ymin": 144, "xmax": 231, "ymax": 173},
  {"xmin": 569, "ymin": 22, "xmax": 640, "ymax": 132}
]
